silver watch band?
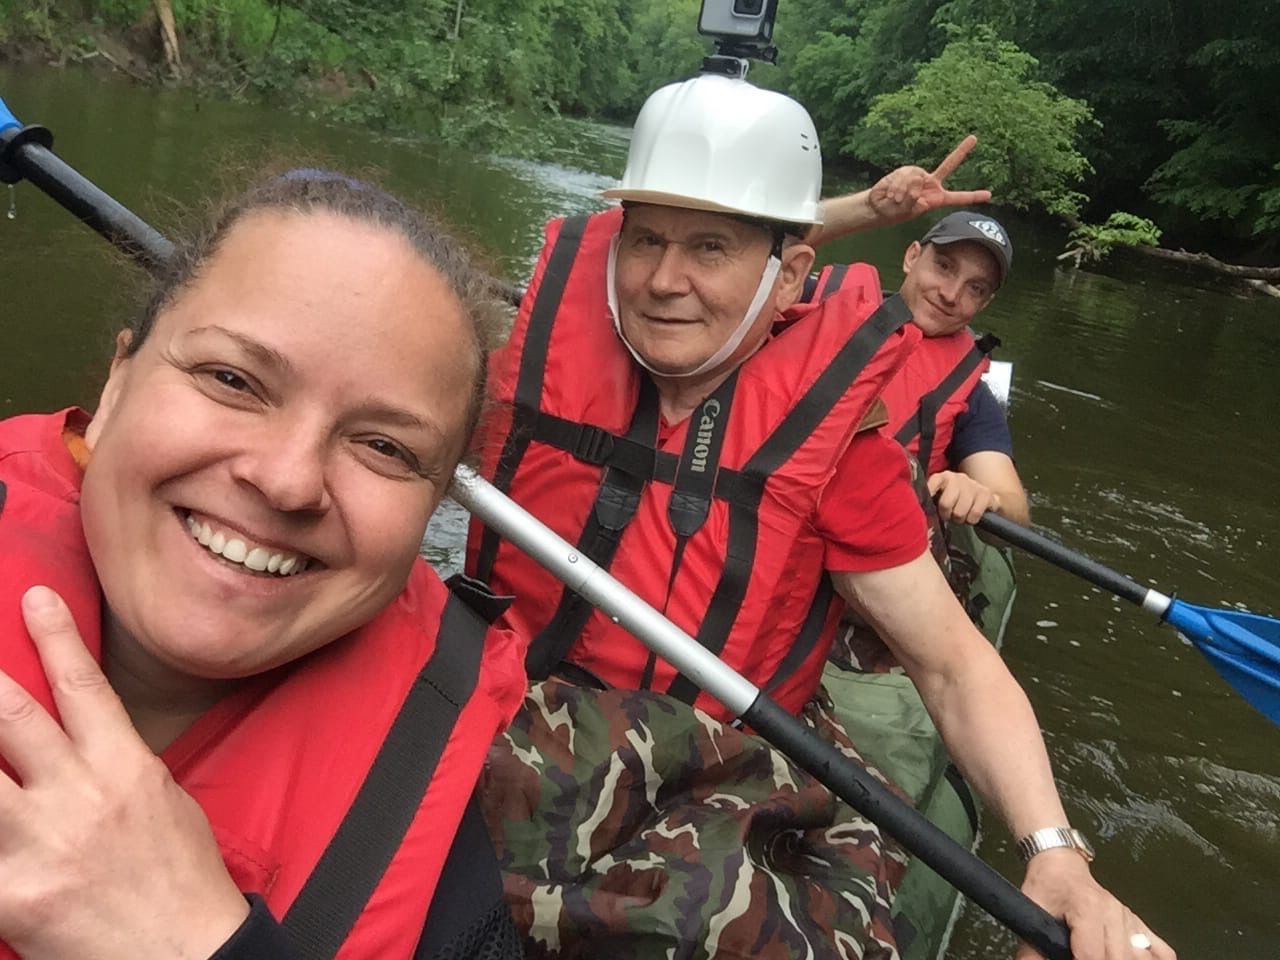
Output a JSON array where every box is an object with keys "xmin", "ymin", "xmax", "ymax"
[{"xmin": 1015, "ymin": 826, "xmax": 1095, "ymax": 863}]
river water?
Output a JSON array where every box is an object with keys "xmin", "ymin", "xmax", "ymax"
[{"xmin": 2, "ymin": 66, "xmax": 1278, "ymax": 957}]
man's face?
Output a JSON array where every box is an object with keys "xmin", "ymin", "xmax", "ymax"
[
  {"xmin": 898, "ymin": 240, "xmax": 999, "ymax": 337},
  {"xmin": 612, "ymin": 205, "xmax": 783, "ymax": 379}
]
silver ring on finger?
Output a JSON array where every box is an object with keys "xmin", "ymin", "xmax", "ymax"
[{"xmin": 1129, "ymin": 932, "xmax": 1153, "ymax": 951}]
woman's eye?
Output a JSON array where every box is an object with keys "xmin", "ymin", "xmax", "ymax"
[
  {"xmin": 207, "ymin": 368, "xmax": 253, "ymax": 393},
  {"xmin": 365, "ymin": 437, "xmax": 420, "ymax": 470}
]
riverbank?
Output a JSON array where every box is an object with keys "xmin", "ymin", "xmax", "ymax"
[
  {"xmin": 1, "ymin": 6, "xmax": 170, "ymax": 77},
  {"xmin": 1, "ymin": 7, "xmax": 631, "ymax": 182},
  {"xmin": 0, "ymin": 8, "xmax": 354, "ymax": 112}
]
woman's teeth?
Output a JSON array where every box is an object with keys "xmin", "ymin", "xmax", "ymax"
[{"xmin": 185, "ymin": 514, "xmax": 310, "ymax": 576}]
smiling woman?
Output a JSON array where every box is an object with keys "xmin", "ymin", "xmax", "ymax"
[{"xmin": 0, "ymin": 172, "xmax": 527, "ymax": 960}]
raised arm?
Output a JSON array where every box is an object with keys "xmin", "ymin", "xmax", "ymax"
[{"xmin": 806, "ymin": 135, "xmax": 993, "ymax": 248}]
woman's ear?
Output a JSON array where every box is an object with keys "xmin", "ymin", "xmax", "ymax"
[
  {"xmin": 774, "ymin": 242, "xmax": 817, "ymax": 312},
  {"xmin": 85, "ymin": 330, "xmax": 135, "ymax": 450}
]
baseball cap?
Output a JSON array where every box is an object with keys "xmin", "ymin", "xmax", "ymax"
[{"xmin": 920, "ymin": 211, "xmax": 1012, "ymax": 286}]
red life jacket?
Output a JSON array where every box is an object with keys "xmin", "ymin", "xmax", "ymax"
[
  {"xmin": 0, "ymin": 409, "xmax": 527, "ymax": 960},
  {"xmin": 467, "ymin": 209, "xmax": 919, "ymax": 719},
  {"xmin": 881, "ymin": 330, "xmax": 998, "ymax": 476},
  {"xmin": 809, "ymin": 266, "xmax": 999, "ymax": 477}
]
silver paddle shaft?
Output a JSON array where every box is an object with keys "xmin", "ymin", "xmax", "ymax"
[{"xmin": 449, "ymin": 464, "xmax": 761, "ymax": 717}]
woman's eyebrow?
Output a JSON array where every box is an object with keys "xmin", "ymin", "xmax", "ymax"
[
  {"xmin": 350, "ymin": 399, "xmax": 448, "ymax": 445},
  {"xmin": 185, "ymin": 325, "xmax": 296, "ymax": 376}
]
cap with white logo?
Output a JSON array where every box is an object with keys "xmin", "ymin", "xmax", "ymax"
[{"xmin": 920, "ymin": 211, "xmax": 1013, "ymax": 286}]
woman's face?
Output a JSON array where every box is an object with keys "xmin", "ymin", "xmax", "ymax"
[{"xmin": 81, "ymin": 209, "xmax": 476, "ymax": 684}]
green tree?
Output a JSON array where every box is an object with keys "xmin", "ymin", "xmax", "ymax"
[
  {"xmin": 617, "ymin": 0, "xmax": 704, "ymax": 117},
  {"xmin": 850, "ymin": 27, "xmax": 1094, "ymax": 218},
  {"xmin": 1144, "ymin": 17, "xmax": 1280, "ymax": 239},
  {"xmin": 781, "ymin": 0, "xmax": 943, "ymax": 155}
]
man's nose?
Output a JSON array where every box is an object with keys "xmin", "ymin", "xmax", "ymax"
[{"xmin": 647, "ymin": 243, "xmax": 692, "ymax": 296}]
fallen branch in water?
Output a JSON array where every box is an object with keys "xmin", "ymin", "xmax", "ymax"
[
  {"xmin": 1060, "ymin": 213, "xmax": 1280, "ymax": 299},
  {"xmin": 92, "ymin": 47, "xmax": 152, "ymax": 83},
  {"xmin": 1135, "ymin": 246, "xmax": 1280, "ymax": 282},
  {"xmin": 1244, "ymin": 278, "xmax": 1280, "ymax": 299}
]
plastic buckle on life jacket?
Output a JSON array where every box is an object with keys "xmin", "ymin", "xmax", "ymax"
[{"xmin": 572, "ymin": 425, "xmax": 616, "ymax": 466}]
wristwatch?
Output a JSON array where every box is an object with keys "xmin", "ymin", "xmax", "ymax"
[{"xmin": 1015, "ymin": 826, "xmax": 1096, "ymax": 863}]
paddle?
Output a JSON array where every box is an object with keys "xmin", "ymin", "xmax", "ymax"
[
  {"xmin": 0, "ymin": 97, "xmax": 1074, "ymax": 959},
  {"xmin": 978, "ymin": 511, "xmax": 1280, "ymax": 725}
]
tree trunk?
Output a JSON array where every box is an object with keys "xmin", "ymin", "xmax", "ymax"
[{"xmin": 153, "ymin": 0, "xmax": 183, "ymax": 79}]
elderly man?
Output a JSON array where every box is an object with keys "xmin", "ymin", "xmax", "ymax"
[{"xmin": 471, "ymin": 74, "xmax": 1170, "ymax": 960}]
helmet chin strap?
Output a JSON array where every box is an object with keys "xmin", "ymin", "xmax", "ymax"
[{"xmin": 607, "ymin": 233, "xmax": 782, "ymax": 380}]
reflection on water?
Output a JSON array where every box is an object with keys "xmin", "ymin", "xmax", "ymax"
[
  {"xmin": 3, "ymin": 64, "xmax": 1279, "ymax": 956},
  {"xmin": 421, "ymin": 498, "xmax": 469, "ymax": 579}
]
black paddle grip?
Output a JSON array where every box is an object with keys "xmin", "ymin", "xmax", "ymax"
[
  {"xmin": 978, "ymin": 512, "xmax": 1151, "ymax": 608},
  {"xmin": 0, "ymin": 126, "xmax": 174, "ymax": 271}
]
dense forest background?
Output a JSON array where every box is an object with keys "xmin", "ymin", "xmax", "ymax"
[{"xmin": 2, "ymin": 0, "xmax": 1276, "ymax": 259}]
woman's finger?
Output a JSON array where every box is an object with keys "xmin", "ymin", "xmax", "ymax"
[
  {"xmin": 21, "ymin": 586, "xmax": 136, "ymax": 755},
  {"xmin": 0, "ymin": 662, "xmax": 73, "ymax": 787}
]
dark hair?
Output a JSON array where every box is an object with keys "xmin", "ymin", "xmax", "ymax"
[{"xmin": 127, "ymin": 169, "xmax": 506, "ymax": 447}]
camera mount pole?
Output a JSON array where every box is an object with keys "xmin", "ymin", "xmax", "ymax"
[{"xmin": 701, "ymin": 37, "xmax": 776, "ymax": 78}]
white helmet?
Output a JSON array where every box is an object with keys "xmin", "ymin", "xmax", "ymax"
[{"xmin": 602, "ymin": 74, "xmax": 823, "ymax": 228}]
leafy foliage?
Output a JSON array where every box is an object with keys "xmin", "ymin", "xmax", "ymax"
[
  {"xmin": 851, "ymin": 27, "xmax": 1094, "ymax": 218},
  {"xmin": 4, "ymin": 0, "xmax": 1277, "ymax": 254},
  {"xmin": 1143, "ymin": 20, "xmax": 1280, "ymax": 238},
  {"xmin": 1063, "ymin": 212, "xmax": 1162, "ymax": 266}
]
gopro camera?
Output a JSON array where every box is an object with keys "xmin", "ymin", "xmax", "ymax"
[{"xmin": 698, "ymin": 0, "xmax": 779, "ymax": 69}]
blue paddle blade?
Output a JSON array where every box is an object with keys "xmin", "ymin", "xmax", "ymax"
[
  {"xmin": 0, "ymin": 96, "xmax": 20, "ymax": 134},
  {"xmin": 1164, "ymin": 599, "xmax": 1280, "ymax": 726}
]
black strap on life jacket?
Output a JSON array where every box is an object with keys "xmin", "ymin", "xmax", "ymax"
[
  {"xmin": 481, "ymin": 215, "xmax": 909, "ymax": 698},
  {"xmin": 281, "ymin": 584, "xmax": 491, "ymax": 959},
  {"xmin": 808, "ymin": 263, "xmax": 850, "ymax": 303},
  {"xmin": 523, "ymin": 377, "xmax": 660, "ymax": 680},
  {"xmin": 761, "ymin": 573, "xmax": 835, "ymax": 697},
  {"xmin": 473, "ymin": 215, "xmax": 591, "ymax": 584},
  {"xmin": 894, "ymin": 332, "xmax": 1000, "ymax": 472},
  {"xmin": 664, "ymin": 294, "xmax": 912, "ymax": 704}
]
